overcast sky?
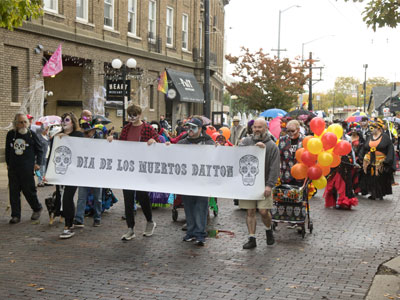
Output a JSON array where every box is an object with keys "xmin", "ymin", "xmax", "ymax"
[{"xmin": 224, "ymin": 0, "xmax": 400, "ymax": 93}]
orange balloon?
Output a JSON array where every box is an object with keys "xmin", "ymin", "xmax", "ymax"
[
  {"xmin": 302, "ymin": 136, "xmax": 313, "ymax": 150},
  {"xmin": 331, "ymin": 154, "xmax": 341, "ymax": 168},
  {"xmin": 317, "ymin": 164, "xmax": 331, "ymax": 176},
  {"xmin": 295, "ymin": 148, "xmax": 305, "ymax": 163},
  {"xmin": 291, "ymin": 163, "xmax": 308, "ymax": 180},
  {"xmin": 219, "ymin": 127, "xmax": 231, "ymax": 140}
]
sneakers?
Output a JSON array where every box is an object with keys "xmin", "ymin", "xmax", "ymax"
[
  {"xmin": 194, "ymin": 240, "xmax": 205, "ymax": 247},
  {"xmin": 143, "ymin": 221, "xmax": 156, "ymax": 237},
  {"xmin": 266, "ymin": 229, "xmax": 275, "ymax": 245},
  {"xmin": 121, "ymin": 228, "xmax": 135, "ymax": 241},
  {"xmin": 183, "ymin": 235, "xmax": 196, "ymax": 242},
  {"xmin": 31, "ymin": 208, "xmax": 42, "ymax": 221},
  {"xmin": 9, "ymin": 217, "xmax": 20, "ymax": 224},
  {"xmin": 73, "ymin": 220, "xmax": 85, "ymax": 228},
  {"xmin": 60, "ymin": 228, "xmax": 75, "ymax": 239},
  {"xmin": 93, "ymin": 220, "xmax": 101, "ymax": 227},
  {"xmin": 243, "ymin": 237, "xmax": 257, "ymax": 249}
]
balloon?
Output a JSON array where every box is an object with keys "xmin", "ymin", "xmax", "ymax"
[
  {"xmin": 211, "ymin": 132, "xmax": 220, "ymax": 141},
  {"xmin": 291, "ymin": 163, "xmax": 308, "ymax": 180},
  {"xmin": 321, "ymin": 132, "xmax": 338, "ymax": 150},
  {"xmin": 307, "ymin": 138, "xmax": 323, "ymax": 154},
  {"xmin": 312, "ymin": 176, "xmax": 327, "ymax": 189},
  {"xmin": 302, "ymin": 136, "xmax": 313, "ymax": 150},
  {"xmin": 317, "ymin": 164, "xmax": 331, "ymax": 176},
  {"xmin": 331, "ymin": 154, "xmax": 341, "ymax": 168},
  {"xmin": 307, "ymin": 165, "xmax": 323, "ymax": 180},
  {"xmin": 301, "ymin": 151, "xmax": 318, "ymax": 167},
  {"xmin": 327, "ymin": 124, "xmax": 343, "ymax": 140},
  {"xmin": 310, "ymin": 117, "xmax": 326, "ymax": 136},
  {"xmin": 295, "ymin": 148, "xmax": 305, "ymax": 163},
  {"xmin": 318, "ymin": 151, "xmax": 333, "ymax": 166},
  {"xmin": 206, "ymin": 125, "xmax": 217, "ymax": 136},
  {"xmin": 333, "ymin": 140, "xmax": 352, "ymax": 156},
  {"xmin": 219, "ymin": 127, "xmax": 231, "ymax": 140},
  {"xmin": 314, "ymin": 129, "xmax": 327, "ymax": 138}
]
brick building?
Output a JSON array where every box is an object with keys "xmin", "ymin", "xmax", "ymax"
[{"xmin": 0, "ymin": 0, "xmax": 228, "ymax": 159}]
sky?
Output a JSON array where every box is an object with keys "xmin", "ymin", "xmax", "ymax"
[{"xmin": 224, "ymin": 0, "xmax": 400, "ymax": 93}]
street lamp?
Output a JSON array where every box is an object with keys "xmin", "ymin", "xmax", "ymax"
[
  {"xmin": 111, "ymin": 58, "xmax": 137, "ymax": 126},
  {"xmin": 274, "ymin": 5, "xmax": 300, "ymax": 60},
  {"xmin": 363, "ymin": 64, "xmax": 368, "ymax": 112},
  {"xmin": 302, "ymin": 35, "xmax": 335, "ymax": 62},
  {"xmin": 229, "ymin": 95, "xmax": 238, "ymax": 125}
]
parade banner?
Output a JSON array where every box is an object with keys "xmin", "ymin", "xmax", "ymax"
[{"xmin": 46, "ymin": 136, "xmax": 266, "ymax": 200}]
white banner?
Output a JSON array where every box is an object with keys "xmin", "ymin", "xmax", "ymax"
[{"xmin": 46, "ymin": 136, "xmax": 266, "ymax": 200}]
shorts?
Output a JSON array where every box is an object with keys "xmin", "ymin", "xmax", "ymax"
[{"xmin": 239, "ymin": 195, "xmax": 273, "ymax": 210}]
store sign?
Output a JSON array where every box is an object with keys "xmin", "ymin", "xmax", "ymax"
[{"xmin": 106, "ymin": 79, "xmax": 131, "ymax": 101}]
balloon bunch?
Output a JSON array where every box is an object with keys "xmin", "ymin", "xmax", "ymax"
[
  {"xmin": 291, "ymin": 118, "xmax": 352, "ymax": 189},
  {"xmin": 206, "ymin": 126, "xmax": 231, "ymax": 141}
]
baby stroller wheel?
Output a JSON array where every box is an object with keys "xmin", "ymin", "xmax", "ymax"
[{"xmin": 172, "ymin": 208, "xmax": 178, "ymax": 222}]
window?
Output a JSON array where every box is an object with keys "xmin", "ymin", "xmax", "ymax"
[
  {"xmin": 11, "ymin": 67, "xmax": 19, "ymax": 103},
  {"xmin": 148, "ymin": 0, "xmax": 156, "ymax": 41},
  {"xmin": 199, "ymin": 22, "xmax": 203, "ymax": 57},
  {"xmin": 76, "ymin": 0, "xmax": 88, "ymax": 21},
  {"xmin": 182, "ymin": 14, "xmax": 188, "ymax": 50},
  {"xmin": 149, "ymin": 85, "xmax": 154, "ymax": 109},
  {"xmin": 44, "ymin": 0, "xmax": 58, "ymax": 13},
  {"xmin": 166, "ymin": 7, "xmax": 174, "ymax": 46},
  {"xmin": 104, "ymin": 0, "xmax": 114, "ymax": 28},
  {"xmin": 128, "ymin": 0, "xmax": 137, "ymax": 35}
]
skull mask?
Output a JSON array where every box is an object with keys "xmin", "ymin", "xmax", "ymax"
[
  {"xmin": 53, "ymin": 146, "xmax": 72, "ymax": 175},
  {"xmin": 278, "ymin": 205, "xmax": 285, "ymax": 216},
  {"xmin": 239, "ymin": 155, "xmax": 259, "ymax": 186},
  {"xmin": 286, "ymin": 206, "xmax": 293, "ymax": 216},
  {"xmin": 14, "ymin": 138, "xmax": 26, "ymax": 155},
  {"xmin": 294, "ymin": 206, "xmax": 301, "ymax": 217}
]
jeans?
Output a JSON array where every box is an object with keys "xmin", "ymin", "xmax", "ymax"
[
  {"xmin": 39, "ymin": 164, "xmax": 46, "ymax": 184},
  {"xmin": 75, "ymin": 187, "xmax": 102, "ymax": 223},
  {"xmin": 182, "ymin": 195, "xmax": 209, "ymax": 242}
]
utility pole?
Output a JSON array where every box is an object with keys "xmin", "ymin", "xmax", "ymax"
[
  {"xmin": 308, "ymin": 52, "xmax": 313, "ymax": 111},
  {"xmin": 363, "ymin": 64, "xmax": 368, "ymax": 112},
  {"xmin": 203, "ymin": 0, "xmax": 211, "ymax": 118}
]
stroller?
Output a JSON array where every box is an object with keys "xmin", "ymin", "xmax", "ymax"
[
  {"xmin": 271, "ymin": 180, "xmax": 313, "ymax": 238},
  {"xmin": 171, "ymin": 195, "xmax": 218, "ymax": 221}
]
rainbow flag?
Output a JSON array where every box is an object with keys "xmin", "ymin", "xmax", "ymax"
[{"xmin": 157, "ymin": 71, "xmax": 168, "ymax": 94}]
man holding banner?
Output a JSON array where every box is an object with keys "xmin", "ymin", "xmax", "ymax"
[
  {"xmin": 177, "ymin": 116, "xmax": 215, "ymax": 246},
  {"xmin": 239, "ymin": 118, "xmax": 280, "ymax": 249}
]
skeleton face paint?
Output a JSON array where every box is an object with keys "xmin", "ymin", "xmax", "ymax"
[
  {"xmin": 128, "ymin": 115, "xmax": 139, "ymax": 123},
  {"xmin": 62, "ymin": 117, "xmax": 73, "ymax": 131}
]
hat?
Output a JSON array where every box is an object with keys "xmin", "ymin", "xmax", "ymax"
[
  {"xmin": 369, "ymin": 118, "xmax": 384, "ymax": 129},
  {"xmin": 80, "ymin": 121, "xmax": 96, "ymax": 132},
  {"xmin": 26, "ymin": 114, "xmax": 33, "ymax": 120},
  {"xmin": 233, "ymin": 116, "xmax": 240, "ymax": 122},
  {"xmin": 186, "ymin": 117, "xmax": 203, "ymax": 128}
]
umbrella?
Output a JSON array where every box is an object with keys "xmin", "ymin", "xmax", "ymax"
[
  {"xmin": 285, "ymin": 109, "xmax": 315, "ymax": 118},
  {"xmin": 260, "ymin": 108, "xmax": 287, "ymax": 118},
  {"xmin": 268, "ymin": 116, "xmax": 282, "ymax": 139},
  {"xmin": 345, "ymin": 116, "xmax": 363, "ymax": 123},
  {"xmin": 92, "ymin": 115, "xmax": 111, "ymax": 125},
  {"xmin": 351, "ymin": 111, "xmax": 369, "ymax": 117},
  {"xmin": 36, "ymin": 115, "xmax": 61, "ymax": 127},
  {"xmin": 200, "ymin": 116, "xmax": 211, "ymax": 126}
]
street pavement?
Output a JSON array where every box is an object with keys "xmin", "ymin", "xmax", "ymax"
[{"xmin": 0, "ymin": 162, "xmax": 399, "ymax": 300}]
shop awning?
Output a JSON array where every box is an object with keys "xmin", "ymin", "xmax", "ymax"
[{"xmin": 166, "ymin": 69, "xmax": 204, "ymax": 103}]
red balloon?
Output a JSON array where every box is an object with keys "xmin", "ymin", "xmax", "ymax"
[
  {"xmin": 321, "ymin": 132, "xmax": 338, "ymax": 150},
  {"xmin": 310, "ymin": 117, "xmax": 326, "ymax": 136},
  {"xmin": 206, "ymin": 125, "xmax": 217, "ymax": 136},
  {"xmin": 333, "ymin": 140, "xmax": 352, "ymax": 156},
  {"xmin": 291, "ymin": 163, "xmax": 308, "ymax": 180},
  {"xmin": 301, "ymin": 151, "xmax": 318, "ymax": 167},
  {"xmin": 211, "ymin": 132, "xmax": 220, "ymax": 141},
  {"xmin": 307, "ymin": 165, "xmax": 323, "ymax": 180}
]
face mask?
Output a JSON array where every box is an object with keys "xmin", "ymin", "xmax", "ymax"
[
  {"xmin": 18, "ymin": 128, "xmax": 28, "ymax": 135},
  {"xmin": 188, "ymin": 125, "xmax": 199, "ymax": 134}
]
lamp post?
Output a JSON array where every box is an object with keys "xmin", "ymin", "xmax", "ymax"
[
  {"xmin": 363, "ymin": 64, "xmax": 368, "ymax": 112},
  {"xmin": 275, "ymin": 5, "xmax": 300, "ymax": 60},
  {"xmin": 229, "ymin": 95, "xmax": 238, "ymax": 125},
  {"xmin": 302, "ymin": 35, "xmax": 335, "ymax": 62},
  {"xmin": 111, "ymin": 58, "xmax": 137, "ymax": 126}
]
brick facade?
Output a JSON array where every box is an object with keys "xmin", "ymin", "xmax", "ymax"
[{"xmin": 0, "ymin": 0, "xmax": 228, "ymax": 160}]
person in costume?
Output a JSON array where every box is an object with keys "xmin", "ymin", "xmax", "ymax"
[
  {"xmin": 361, "ymin": 119, "xmax": 395, "ymax": 200},
  {"xmin": 323, "ymin": 122, "xmax": 358, "ymax": 210},
  {"xmin": 348, "ymin": 122, "xmax": 365, "ymax": 195}
]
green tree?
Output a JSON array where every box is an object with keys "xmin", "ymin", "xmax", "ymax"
[
  {"xmin": 0, "ymin": 0, "xmax": 43, "ymax": 31},
  {"xmin": 225, "ymin": 47, "xmax": 307, "ymax": 112},
  {"xmin": 342, "ymin": 0, "xmax": 400, "ymax": 31}
]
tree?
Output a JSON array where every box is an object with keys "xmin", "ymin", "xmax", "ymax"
[
  {"xmin": 342, "ymin": 0, "xmax": 400, "ymax": 31},
  {"xmin": 0, "ymin": 0, "xmax": 43, "ymax": 31},
  {"xmin": 225, "ymin": 47, "xmax": 307, "ymax": 112}
]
